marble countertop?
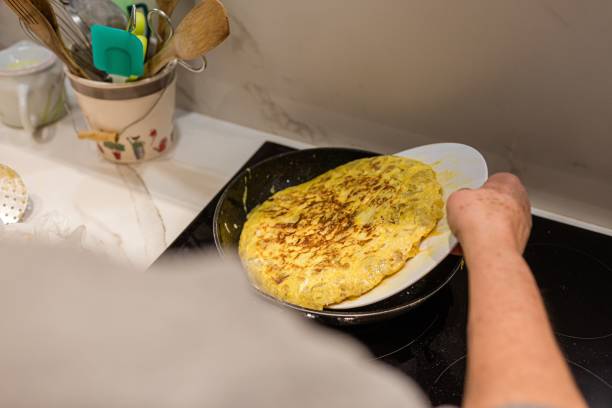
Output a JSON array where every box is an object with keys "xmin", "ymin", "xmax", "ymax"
[
  {"xmin": 0, "ymin": 110, "xmax": 309, "ymax": 268},
  {"xmin": 2, "ymin": 108, "xmax": 610, "ymax": 269}
]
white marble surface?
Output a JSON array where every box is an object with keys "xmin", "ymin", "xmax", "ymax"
[
  {"xmin": 1, "ymin": 105, "xmax": 610, "ymax": 271},
  {"xmin": 0, "ymin": 110, "xmax": 308, "ymax": 268}
]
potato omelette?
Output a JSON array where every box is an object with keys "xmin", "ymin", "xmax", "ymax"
[{"xmin": 239, "ymin": 156, "xmax": 444, "ymax": 310}]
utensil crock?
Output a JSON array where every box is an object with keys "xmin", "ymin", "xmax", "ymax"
[{"xmin": 66, "ymin": 63, "xmax": 176, "ymax": 164}]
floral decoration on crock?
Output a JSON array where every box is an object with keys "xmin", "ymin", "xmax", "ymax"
[
  {"xmin": 97, "ymin": 128, "xmax": 168, "ymax": 161},
  {"xmin": 149, "ymin": 128, "xmax": 168, "ymax": 153},
  {"xmin": 127, "ymin": 136, "xmax": 145, "ymax": 160},
  {"xmin": 102, "ymin": 141, "xmax": 126, "ymax": 161}
]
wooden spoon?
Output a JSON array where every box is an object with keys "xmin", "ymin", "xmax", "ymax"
[
  {"xmin": 146, "ymin": 0, "xmax": 230, "ymax": 76},
  {"xmin": 30, "ymin": 0, "xmax": 59, "ymax": 33}
]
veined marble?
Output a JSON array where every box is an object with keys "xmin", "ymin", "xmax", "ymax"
[
  {"xmin": 0, "ymin": 110, "xmax": 308, "ymax": 268},
  {"xmin": 1, "ymin": 106, "xmax": 610, "ymax": 271}
]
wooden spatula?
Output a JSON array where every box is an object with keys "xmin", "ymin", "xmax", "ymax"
[{"xmin": 146, "ymin": 0, "xmax": 230, "ymax": 76}]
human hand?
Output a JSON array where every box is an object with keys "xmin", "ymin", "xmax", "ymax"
[{"xmin": 447, "ymin": 173, "xmax": 532, "ymax": 254}]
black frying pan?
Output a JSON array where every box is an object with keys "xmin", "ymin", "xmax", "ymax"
[{"xmin": 213, "ymin": 148, "xmax": 462, "ymax": 325}]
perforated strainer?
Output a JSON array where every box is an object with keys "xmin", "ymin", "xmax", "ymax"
[{"xmin": 0, "ymin": 164, "xmax": 28, "ymax": 225}]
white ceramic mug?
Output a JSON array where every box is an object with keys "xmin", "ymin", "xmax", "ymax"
[
  {"xmin": 67, "ymin": 63, "xmax": 176, "ymax": 164},
  {"xmin": 0, "ymin": 41, "xmax": 66, "ymax": 135}
]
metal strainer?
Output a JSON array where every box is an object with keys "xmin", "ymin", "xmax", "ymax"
[{"xmin": 0, "ymin": 164, "xmax": 28, "ymax": 225}]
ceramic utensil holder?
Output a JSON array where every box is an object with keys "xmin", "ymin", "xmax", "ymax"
[{"xmin": 66, "ymin": 63, "xmax": 176, "ymax": 164}]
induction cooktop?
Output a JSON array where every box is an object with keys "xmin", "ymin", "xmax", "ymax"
[{"xmin": 159, "ymin": 141, "xmax": 612, "ymax": 407}]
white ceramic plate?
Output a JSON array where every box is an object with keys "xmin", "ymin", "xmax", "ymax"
[{"xmin": 328, "ymin": 143, "xmax": 488, "ymax": 309}]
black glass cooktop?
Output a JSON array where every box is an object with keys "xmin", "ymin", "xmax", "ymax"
[{"xmin": 160, "ymin": 141, "xmax": 612, "ymax": 407}]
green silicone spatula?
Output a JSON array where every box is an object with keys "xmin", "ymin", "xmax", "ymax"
[{"xmin": 91, "ymin": 24, "xmax": 144, "ymax": 77}]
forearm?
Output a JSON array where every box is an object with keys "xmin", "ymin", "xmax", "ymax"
[{"xmin": 461, "ymin": 234, "xmax": 586, "ymax": 408}]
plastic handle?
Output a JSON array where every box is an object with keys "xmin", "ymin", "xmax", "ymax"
[{"xmin": 17, "ymin": 83, "xmax": 35, "ymax": 135}]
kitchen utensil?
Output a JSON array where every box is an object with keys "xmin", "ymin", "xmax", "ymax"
[
  {"xmin": 51, "ymin": 0, "xmax": 88, "ymax": 43},
  {"xmin": 30, "ymin": 0, "xmax": 59, "ymax": 32},
  {"xmin": 145, "ymin": 0, "xmax": 229, "ymax": 76},
  {"xmin": 0, "ymin": 41, "xmax": 66, "ymax": 134},
  {"xmin": 17, "ymin": 21, "xmax": 102, "ymax": 81},
  {"xmin": 213, "ymin": 147, "xmax": 463, "ymax": 324},
  {"xmin": 127, "ymin": 6, "xmax": 149, "ymax": 65},
  {"xmin": 91, "ymin": 25, "xmax": 145, "ymax": 78},
  {"xmin": 66, "ymin": 62, "xmax": 177, "ymax": 163},
  {"xmin": 20, "ymin": 0, "xmax": 107, "ymax": 81},
  {"xmin": 126, "ymin": 4, "xmax": 136, "ymax": 32},
  {"xmin": 51, "ymin": 0, "xmax": 128, "ymax": 79},
  {"xmin": 0, "ymin": 164, "xmax": 29, "ymax": 225},
  {"xmin": 144, "ymin": 8, "xmax": 171, "ymax": 62},
  {"xmin": 147, "ymin": 8, "xmax": 208, "ymax": 73},
  {"xmin": 156, "ymin": 0, "xmax": 180, "ymax": 47},
  {"xmin": 127, "ymin": 5, "xmax": 147, "ymax": 35},
  {"xmin": 62, "ymin": 0, "xmax": 127, "ymax": 33},
  {"xmin": 3, "ymin": 0, "xmax": 88, "ymax": 78}
]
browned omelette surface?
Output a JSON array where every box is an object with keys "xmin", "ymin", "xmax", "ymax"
[{"xmin": 239, "ymin": 156, "xmax": 444, "ymax": 310}]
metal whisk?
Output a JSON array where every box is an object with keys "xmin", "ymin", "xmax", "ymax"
[
  {"xmin": 49, "ymin": 0, "xmax": 90, "ymax": 50},
  {"xmin": 16, "ymin": 0, "xmax": 107, "ymax": 81},
  {"xmin": 51, "ymin": 0, "xmax": 108, "ymax": 80}
]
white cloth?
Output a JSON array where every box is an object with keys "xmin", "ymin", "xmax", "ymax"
[{"xmin": 0, "ymin": 244, "xmax": 430, "ymax": 407}]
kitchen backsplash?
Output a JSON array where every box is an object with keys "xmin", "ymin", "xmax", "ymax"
[{"xmin": 1, "ymin": 1, "xmax": 610, "ymax": 231}]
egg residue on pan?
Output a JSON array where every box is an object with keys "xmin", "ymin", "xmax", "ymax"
[{"xmin": 238, "ymin": 156, "xmax": 444, "ymax": 311}]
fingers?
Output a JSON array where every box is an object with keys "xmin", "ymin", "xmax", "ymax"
[
  {"xmin": 483, "ymin": 173, "xmax": 525, "ymax": 195},
  {"xmin": 449, "ymin": 173, "xmax": 525, "ymax": 204},
  {"xmin": 446, "ymin": 192, "xmax": 467, "ymax": 227},
  {"xmin": 445, "ymin": 172, "xmax": 532, "ymax": 254},
  {"xmin": 449, "ymin": 173, "xmax": 524, "ymax": 193},
  {"xmin": 483, "ymin": 173, "xmax": 530, "ymax": 207}
]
